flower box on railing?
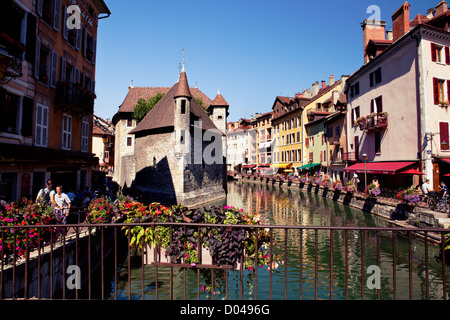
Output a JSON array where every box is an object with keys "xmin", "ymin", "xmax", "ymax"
[{"xmin": 143, "ymin": 244, "xmax": 243, "ymax": 270}]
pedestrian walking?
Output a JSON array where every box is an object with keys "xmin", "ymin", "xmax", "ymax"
[
  {"xmin": 352, "ymin": 174, "xmax": 360, "ymax": 190},
  {"xmin": 438, "ymin": 181, "xmax": 449, "ymax": 213},
  {"xmin": 36, "ymin": 179, "xmax": 56, "ymax": 204},
  {"xmin": 53, "ymin": 185, "xmax": 71, "ymax": 224}
]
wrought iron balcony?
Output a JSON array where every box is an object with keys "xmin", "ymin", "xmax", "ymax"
[
  {"xmin": 328, "ymin": 136, "xmax": 340, "ymax": 145},
  {"xmin": 342, "ymin": 152, "xmax": 357, "ymax": 162},
  {"xmin": 0, "ymin": 32, "xmax": 24, "ymax": 81},
  {"xmin": 55, "ymin": 82, "xmax": 95, "ymax": 117},
  {"xmin": 356, "ymin": 112, "xmax": 388, "ymax": 132}
]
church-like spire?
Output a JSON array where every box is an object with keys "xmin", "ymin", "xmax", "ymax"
[
  {"xmin": 211, "ymin": 90, "xmax": 229, "ymax": 106},
  {"xmin": 174, "ymin": 49, "xmax": 192, "ymax": 98}
]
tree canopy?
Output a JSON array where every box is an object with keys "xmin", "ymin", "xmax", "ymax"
[{"xmin": 133, "ymin": 92, "xmax": 165, "ymax": 122}]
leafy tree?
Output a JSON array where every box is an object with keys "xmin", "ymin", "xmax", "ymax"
[
  {"xmin": 133, "ymin": 92, "xmax": 165, "ymax": 122},
  {"xmin": 195, "ymin": 97, "xmax": 208, "ymax": 111}
]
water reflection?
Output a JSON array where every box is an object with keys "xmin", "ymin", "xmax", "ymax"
[{"xmin": 107, "ymin": 182, "xmax": 450, "ymax": 300}]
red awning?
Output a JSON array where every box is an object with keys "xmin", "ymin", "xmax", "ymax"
[
  {"xmin": 398, "ymin": 169, "xmax": 424, "ymax": 175},
  {"xmin": 257, "ymin": 163, "xmax": 271, "ymax": 167},
  {"xmin": 242, "ymin": 165, "xmax": 256, "ymax": 169},
  {"xmin": 444, "ymin": 174, "xmax": 450, "ymax": 177},
  {"xmin": 344, "ymin": 162, "xmax": 416, "ymax": 175},
  {"xmin": 441, "ymin": 158, "xmax": 450, "ymax": 164}
]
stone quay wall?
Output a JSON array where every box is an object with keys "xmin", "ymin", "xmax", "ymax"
[
  {"xmin": 236, "ymin": 176, "xmax": 449, "ymax": 230},
  {"xmin": 1, "ymin": 226, "xmax": 117, "ymax": 299}
]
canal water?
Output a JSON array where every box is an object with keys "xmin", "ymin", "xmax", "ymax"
[{"xmin": 105, "ymin": 181, "xmax": 450, "ymax": 300}]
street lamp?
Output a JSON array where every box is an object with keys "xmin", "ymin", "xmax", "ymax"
[
  {"xmin": 442, "ymin": 140, "xmax": 449, "ymax": 151},
  {"xmin": 362, "ymin": 153, "xmax": 368, "ymax": 189},
  {"xmin": 309, "ymin": 158, "xmax": 313, "ymax": 176}
]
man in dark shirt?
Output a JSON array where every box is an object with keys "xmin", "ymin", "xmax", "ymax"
[{"xmin": 439, "ymin": 181, "xmax": 449, "ymax": 213}]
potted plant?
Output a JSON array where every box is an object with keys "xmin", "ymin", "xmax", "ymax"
[
  {"xmin": 333, "ymin": 181, "xmax": 343, "ymax": 191},
  {"xmin": 439, "ymin": 100, "xmax": 449, "ymax": 109},
  {"xmin": 346, "ymin": 181, "xmax": 356, "ymax": 193},
  {"xmin": 322, "ymin": 179, "xmax": 332, "ymax": 189},
  {"xmin": 356, "ymin": 116, "xmax": 367, "ymax": 130},
  {"xmin": 365, "ymin": 183, "xmax": 381, "ymax": 198}
]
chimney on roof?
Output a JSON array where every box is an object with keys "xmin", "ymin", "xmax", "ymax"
[
  {"xmin": 362, "ymin": 19, "xmax": 387, "ymax": 64},
  {"xmin": 435, "ymin": 1, "xmax": 448, "ymax": 16},
  {"xmin": 386, "ymin": 27, "xmax": 393, "ymax": 40},
  {"xmin": 329, "ymin": 75, "xmax": 335, "ymax": 86},
  {"xmin": 391, "ymin": 2, "xmax": 410, "ymax": 42},
  {"xmin": 303, "ymin": 89, "xmax": 312, "ymax": 98},
  {"xmin": 312, "ymin": 81, "xmax": 319, "ymax": 96},
  {"xmin": 427, "ymin": 7, "xmax": 436, "ymax": 18},
  {"xmin": 321, "ymin": 80, "xmax": 326, "ymax": 89}
]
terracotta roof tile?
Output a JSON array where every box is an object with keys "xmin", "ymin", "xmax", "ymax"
[
  {"xmin": 118, "ymin": 86, "xmax": 212, "ymax": 113},
  {"xmin": 130, "ymin": 81, "xmax": 221, "ymax": 135},
  {"xmin": 211, "ymin": 93, "xmax": 229, "ymax": 106},
  {"xmin": 174, "ymin": 72, "xmax": 192, "ymax": 98}
]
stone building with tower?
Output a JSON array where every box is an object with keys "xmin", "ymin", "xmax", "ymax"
[{"xmin": 116, "ymin": 66, "xmax": 229, "ymax": 207}]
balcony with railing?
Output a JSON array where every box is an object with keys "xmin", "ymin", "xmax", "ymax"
[
  {"xmin": 357, "ymin": 112, "xmax": 388, "ymax": 131},
  {"xmin": 0, "ymin": 32, "xmax": 24, "ymax": 80},
  {"xmin": 342, "ymin": 152, "xmax": 357, "ymax": 162},
  {"xmin": 55, "ymin": 82, "xmax": 95, "ymax": 117},
  {"xmin": 328, "ymin": 136, "xmax": 340, "ymax": 145}
]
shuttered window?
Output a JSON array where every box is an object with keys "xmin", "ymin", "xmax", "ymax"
[
  {"xmin": 433, "ymin": 78, "xmax": 445, "ymax": 105},
  {"xmin": 62, "ymin": 114, "xmax": 72, "ymax": 150},
  {"xmin": 35, "ymin": 104, "xmax": 49, "ymax": 147},
  {"xmin": 446, "ymin": 47, "xmax": 450, "ymax": 65},
  {"xmin": 81, "ymin": 117, "xmax": 89, "ymax": 152},
  {"xmin": 440, "ymin": 122, "xmax": 449, "ymax": 151},
  {"xmin": 431, "ymin": 43, "xmax": 437, "ymax": 62}
]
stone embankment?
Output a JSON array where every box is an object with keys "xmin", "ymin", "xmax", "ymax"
[{"xmin": 234, "ymin": 175, "xmax": 450, "ymax": 235}]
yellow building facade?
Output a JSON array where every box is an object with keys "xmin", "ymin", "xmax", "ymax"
[
  {"xmin": 271, "ymin": 96, "xmax": 311, "ymax": 172},
  {"xmin": 301, "ymin": 76, "xmax": 348, "ymax": 174}
]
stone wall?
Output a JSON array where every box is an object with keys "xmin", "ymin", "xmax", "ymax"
[
  {"xmin": 128, "ymin": 129, "xmax": 226, "ymax": 207},
  {"xmin": 239, "ymin": 176, "xmax": 446, "ymax": 227},
  {"xmin": 1, "ymin": 227, "xmax": 116, "ymax": 299}
]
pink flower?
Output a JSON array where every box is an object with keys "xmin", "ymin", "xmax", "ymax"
[{"xmin": 202, "ymin": 285, "xmax": 206, "ymax": 292}]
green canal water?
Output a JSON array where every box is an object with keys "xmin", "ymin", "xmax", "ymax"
[{"xmin": 105, "ymin": 181, "xmax": 450, "ymax": 300}]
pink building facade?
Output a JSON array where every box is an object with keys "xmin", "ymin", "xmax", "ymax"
[{"xmin": 345, "ymin": 1, "xmax": 450, "ymax": 189}]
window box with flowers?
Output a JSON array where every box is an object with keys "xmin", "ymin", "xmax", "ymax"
[
  {"xmin": 375, "ymin": 112, "xmax": 388, "ymax": 128},
  {"xmin": 355, "ymin": 116, "xmax": 368, "ymax": 130},
  {"xmin": 121, "ymin": 200, "xmax": 283, "ymax": 273},
  {"xmin": 439, "ymin": 100, "xmax": 449, "ymax": 109}
]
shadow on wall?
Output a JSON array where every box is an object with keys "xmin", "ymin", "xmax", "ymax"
[{"xmin": 124, "ymin": 156, "xmax": 177, "ymax": 206}]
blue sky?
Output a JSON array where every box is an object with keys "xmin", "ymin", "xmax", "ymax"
[{"xmin": 94, "ymin": 0, "xmax": 438, "ymax": 122}]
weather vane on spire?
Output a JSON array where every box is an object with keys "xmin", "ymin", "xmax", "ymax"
[{"xmin": 182, "ymin": 48, "xmax": 185, "ymax": 72}]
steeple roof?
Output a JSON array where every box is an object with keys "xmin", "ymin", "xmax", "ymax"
[
  {"xmin": 174, "ymin": 71, "xmax": 192, "ymax": 98},
  {"xmin": 211, "ymin": 91, "xmax": 229, "ymax": 106},
  {"xmin": 129, "ymin": 80, "xmax": 222, "ymax": 136}
]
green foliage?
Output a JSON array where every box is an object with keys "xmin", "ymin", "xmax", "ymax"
[
  {"xmin": 0, "ymin": 198, "xmax": 58, "ymax": 261},
  {"xmin": 133, "ymin": 92, "xmax": 165, "ymax": 122},
  {"xmin": 195, "ymin": 97, "xmax": 207, "ymax": 111},
  {"xmin": 85, "ymin": 196, "xmax": 118, "ymax": 224}
]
